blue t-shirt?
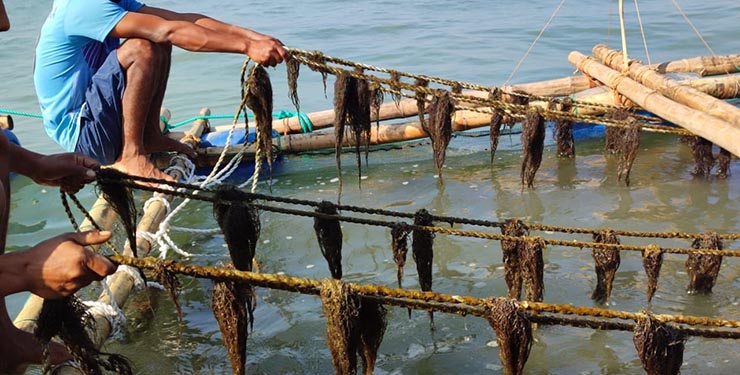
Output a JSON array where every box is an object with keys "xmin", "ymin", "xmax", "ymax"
[{"xmin": 34, "ymin": 0, "xmax": 144, "ymax": 151}]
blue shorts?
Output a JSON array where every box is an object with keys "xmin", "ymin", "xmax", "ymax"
[{"xmin": 75, "ymin": 50, "xmax": 125, "ymax": 165}]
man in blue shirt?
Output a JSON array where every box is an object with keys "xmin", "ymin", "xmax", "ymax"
[
  {"xmin": 1, "ymin": 1, "xmax": 119, "ymax": 371},
  {"xmin": 34, "ymin": 0, "xmax": 286, "ymax": 183}
]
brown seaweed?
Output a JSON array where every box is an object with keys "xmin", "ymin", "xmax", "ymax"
[
  {"xmin": 424, "ymin": 90, "xmax": 455, "ymax": 178},
  {"xmin": 354, "ymin": 68, "xmax": 373, "ymax": 184},
  {"xmin": 485, "ymin": 298, "xmax": 533, "ymax": 375},
  {"xmin": 96, "ymin": 168, "xmax": 138, "ymax": 257},
  {"xmin": 520, "ymin": 108, "xmax": 546, "ymax": 188},
  {"xmin": 688, "ymin": 136, "xmax": 715, "ymax": 177},
  {"xmin": 333, "ymin": 71, "xmax": 355, "ymax": 194},
  {"xmin": 212, "ymin": 265, "xmax": 252, "ymax": 375},
  {"xmin": 642, "ymin": 245, "xmax": 664, "ymax": 304},
  {"xmin": 488, "ymin": 89, "xmax": 504, "ymax": 163},
  {"xmin": 153, "ymin": 261, "xmax": 184, "ymax": 322},
  {"xmin": 286, "ymin": 54, "xmax": 301, "ymax": 113},
  {"xmin": 591, "ymin": 230, "xmax": 621, "ymax": 305},
  {"xmin": 520, "ymin": 237, "xmax": 545, "ymax": 302},
  {"xmin": 412, "ymin": 209, "xmax": 435, "ymax": 326},
  {"xmin": 314, "ymin": 201, "xmax": 344, "ymax": 279},
  {"xmin": 500, "ymin": 219, "xmax": 528, "ymax": 300},
  {"xmin": 617, "ymin": 118, "xmax": 642, "ymax": 186},
  {"xmin": 389, "ymin": 71, "xmax": 403, "ymax": 108},
  {"xmin": 357, "ymin": 300, "xmax": 388, "ymax": 375},
  {"xmin": 245, "ymin": 65, "xmax": 275, "ymax": 180},
  {"xmin": 552, "ymin": 99, "xmax": 575, "ymax": 158},
  {"xmin": 212, "ymin": 184, "xmax": 260, "ymax": 272},
  {"xmin": 321, "ymin": 279, "xmax": 360, "ymax": 375},
  {"xmin": 502, "ymin": 91, "xmax": 529, "ymax": 128},
  {"xmin": 391, "ymin": 223, "xmax": 411, "ymax": 288},
  {"xmin": 633, "ymin": 314, "xmax": 686, "ymax": 375},
  {"xmin": 685, "ymin": 231, "xmax": 723, "ymax": 294},
  {"xmin": 307, "ymin": 51, "xmax": 329, "ymax": 96},
  {"xmin": 717, "ymin": 147, "xmax": 731, "ymax": 179},
  {"xmin": 35, "ymin": 297, "xmax": 132, "ymax": 375},
  {"xmin": 605, "ymin": 109, "xmax": 629, "ymax": 154},
  {"xmin": 414, "ymin": 78, "xmax": 429, "ymax": 129}
]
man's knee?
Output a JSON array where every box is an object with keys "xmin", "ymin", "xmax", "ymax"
[{"xmin": 118, "ymin": 39, "xmax": 164, "ymax": 67}]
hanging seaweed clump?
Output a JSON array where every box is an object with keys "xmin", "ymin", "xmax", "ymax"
[
  {"xmin": 685, "ymin": 231, "xmax": 723, "ymax": 294},
  {"xmin": 246, "ymin": 64, "xmax": 275, "ymax": 180},
  {"xmin": 551, "ymin": 99, "xmax": 575, "ymax": 158},
  {"xmin": 370, "ymin": 82, "xmax": 384, "ymax": 129},
  {"xmin": 501, "ymin": 219, "xmax": 528, "ymax": 300},
  {"xmin": 286, "ymin": 54, "xmax": 301, "ymax": 113},
  {"xmin": 414, "ymin": 78, "xmax": 429, "ymax": 129},
  {"xmin": 333, "ymin": 71, "xmax": 355, "ymax": 192},
  {"xmin": 357, "ymin": 300, "xmax": 388, "ymax": 375},
  {"xmin": 96, "ymin": 168, "xmax": 138, "ymax": 257},
  {"xmin": 633, "ymin": 314, "xmax": 686, "ymax": 375},
  {"xmin": 212, "ymin": 264, "xmax": 252, "ymax": 375},
  {"xmin": 315, "ymin": 201, "xmax": 344, "ymax": 279},
  {"xmin": 213, "ymin": 184, "xmax": 260, "ymax": 272},
  {"xmin": 391, "ymin": 222, "xmax": 411, "ymax": 288},
  {"xmin": 320, "ymin": 279, "xmax": 360, "ymax": 375},
  {"xmin": 688, "ymin": 136, "xmax": 715, "ymax": 177},
  {"xmin": 605, "ymin": 108, "xmax": 629, "ymax": 154},
  {"xmin": 591, "ymin": 230, "xmax": 621, "ymax": 305},
  {"xmin": 389, "ymin": 71, "xmax": 403, "ymax": 108},
  {"xmin": 642, "ymin": 245, "xmax": 664, "ymax": 304},
  {"xmin": 488, "ymin": 89, "xmax": 504, "ymax": 163},
  {"xmin": 717, "ymin": 147, "xmax": 731, "ymax": 179},
  {"xmin": 617, "ymin": 118, "xmax": 642, "ymax": 186},
  {"xmin": 423, "ymin": 90, "xmax": 455, "ymax": 178},
  {"xmin": 520, "ymin": 237, "xmax": 545, "ymax": 302},
  {"xmin": 354, "ymin": 68, "xmax": 373, "ymax": 183},
  {"xmin": 36, "ymin": 297, "xmax": 132, "ymax": 375},
  {"xmin": 153, "ymin": 260, "xmax": 184, "ymax": 322},
  {"xmin": 485, "ymin": 298, "xmax": 533, "ymax": 375},
  {"xmin": 412, "ymin": 209, "xmax": 435, "ymax": 325},
  {"xmin": 307, "ymin": 51, "xmax": 329, "ymax": 96},
  {"xmin": 520, "ymin": 107, "xmax": 546, "ymax": 188},
  {"xmin": 502, "ymin": 91, "xmax": 529, "ymax": 128}
]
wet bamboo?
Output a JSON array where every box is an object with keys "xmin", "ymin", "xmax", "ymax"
[
  {"xmin": 52, "ymin": 109, "xmax": 207, "ymax": 374},
  {"xmin": 0, "ymin": 114, "xmax": 13, "ymax": 130},
  {"xmin": 569, "ymin": 51, "xmax": 740, "ymax": 157},
  {"xmin": 648, "ymin": 53, "xmax": 740, "ymax": 76},
  {"xmin": 593, "ymin": 44, "xmax": 740, "ymax": 128}
]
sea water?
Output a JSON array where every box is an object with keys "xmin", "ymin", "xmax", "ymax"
[{"xmin": 2, "ymin": 1, "xmax": 740, "ymax": 374}]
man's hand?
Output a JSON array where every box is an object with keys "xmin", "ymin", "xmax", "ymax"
[
  {"xmin": 246, "ymin": 37, "xmax": 286, "ymax": 67},
  {"xmin": 33, "ymin": 153, "xmax": 99, "ymax": 193},
  {"xmin": 22, "ymin": 231, "xmax": 117, "ymax": 299}
]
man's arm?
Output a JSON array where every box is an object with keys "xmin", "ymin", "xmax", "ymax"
[
  {"xmin": 138, "ymin": 6, "xmax": 276, "ymax": 42},
  {"xmin": 111, "ymin": 10, "xmax": 286, "ymax": 66},
  {"xmin": 8, "ymin": 144, "xmax": 98, "ymax": 193},
  {"xmin": 0, "ymin": 0, "xmax": 10, "ymax": 32}
]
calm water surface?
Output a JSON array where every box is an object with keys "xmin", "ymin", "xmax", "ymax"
[{"xmin": 2, "ymin": 1, "xmax": 740, "ymax": 374}]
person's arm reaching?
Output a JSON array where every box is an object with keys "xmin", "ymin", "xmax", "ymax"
[
  {"xmin": 8, "ymin": 144, "xmax": 98, "ymax": 193},
  {"xmin": 112, "ymin": 10, "xmax": 286, "ymax": 67},
  {"xmin": 0, "ymin": 231, "xmax": 117, "ymax": 299}
]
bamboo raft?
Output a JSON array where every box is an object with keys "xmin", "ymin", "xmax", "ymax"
[{"xmin": 13, "ymin": 45, "xmax": 740, "ymax": 374}]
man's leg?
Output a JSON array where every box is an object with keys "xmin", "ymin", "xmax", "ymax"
[{"xmin": 113, "ymin": 39, "xmax": 193, "ymax": 181}]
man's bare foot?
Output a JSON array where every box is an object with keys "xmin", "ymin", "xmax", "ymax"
[
  {"xmin": 112, "ymin": 153, "xmax": 174, "ymax": 187},
  {"xmin": 0, "ymin": 324, "xmax": 70, "ymax": 373},
  {"xmin": 145, "ymin": 134, "xmax": 197, "ymax": 160}
]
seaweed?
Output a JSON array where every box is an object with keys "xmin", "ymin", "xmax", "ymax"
[
  {"xmin": 605, "ymin": 108, "xmax": 629, "ymax": 154},
  {"xmin": 307, "ymin": 51, "xmax": 329, "ymax": 97},
  {"xmin": 685, "ymin": 231, "xmax": 723, "ymax": 294},
  {"xmin": 354, "ymin": 68, "xmax": 373, "ymax": 184},
  {"xmin": 642, "ymin": 245, "xmax": 664, "ymax": 304},
  {"xmin": 321, "ymin": 279, "xmax": 360, "ymax": 375},
  {"xmin": 591, "ymin": 230, "xmax": 621, "ymax": 305},
  {"xmin": 412, "ymin": 209, "xmax": 435, "ymax": 326},
  {"xmin": 424, "ymin": 90, "xmax": 455, "ymax": 178},
  {"xmin": 314, "ymin": 201, "xmax": 344, "ymax": 279},
  {"xmin": 245, "ymin": 65, "xmax": 275, "ymax": 181},
  {"xmin": 485, "ymin": 298, "xmax": 532, "ymax": 375},
  {"xmin": 552, "ymin": 99, "xmax": 575, "ymax": 158},
  {"xmin": 357, "ymin": 300, "xmax": 388, "ymax": 375},
  {"xmin": 500, "ymin": 219, "xmax": 528, "ymax": 300},
  {"xmin": 520, "ymin": 237, "xmax": 545, "ymax": 302},
  {"xmin": 520, "ymin": 108, "xmax": 546, "ymax": 188},
  {"xmin": 633, "ymin": 314, "xmax": 685, "ymax": 375},
  {"xmin": 688, "ymin": 136, "xmax": 715, "ymax": 177},
  {"xmin": 391, "ymin": 223, "xmax": 411, "ymax": 288},
  {"xmin": 286, "ymin": 54, "xmax": 301, "ymax": 113},
  {"xmin": 96, "ymin": 168, "xmax": 138, "ymax": 257},
  {"xmin": 212, "ymin": 184, "xmax": 260, "ymax": 272},
  {"xmin": 212, "ymin": 266, "xmax": 252, "ymax": 375},
  {"xmin": 488, "ymin": 89, "xmax": 504, "ymax": 163},
  {"xmin": 717, "ymin": 147, "xmax": 731, "ymax": 179},
  {"xmin": 389, "ymin": 71, "xmax": 403, "ymax": 108},
  {"xmin": 617, "ymin": 118, "xmax": 642, "ymax": 186},
  {"xmin": 414, "ymin": 78, "xmax": 429, "ymax": 129}
]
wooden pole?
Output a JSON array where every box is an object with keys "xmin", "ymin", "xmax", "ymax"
[
  {"xmin": 569, "ymin": 51, "xmax": 740, "ymax": 157},
  {"xmin": 618, "ymin": 0, "xmax": 629, "ymax": 72},
  {"xmin": 649, "ymin": 54, "xmax": 740, "ymax": 76},
  {"xmin": 593, "ymin": 44, "xmax": 740, "ymax": 128}
]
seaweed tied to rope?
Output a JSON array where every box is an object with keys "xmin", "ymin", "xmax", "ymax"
[
  {"xmin": 520, "ymin": 107, "xmax": 546, "ymax": 188},
  {"xmin": 321, "ymin": 279, "xmax": 360, "ymax": 375},
  {"xmin": 414, "ymin": 78, "xmax": 429, "ymax": 130},
  {"xmin": 36, "ymin": 297, "xmax": 132, "ymax": 375},
  {"xmin": 354, "ymin": 68, "xmax": 373, "ymax": 183},
  {"xmin": 96, "ymin": 168, "xmax": 138, "ymax": 257},
  {"xmin": 488, "ymin": 89, "xmax": 504, "ymax": 163},
  {"xmin": 286, "ymin": 54, "xmax": 301, "ymax": 113},
  {"xmin": 391, "ymin": 222, "xmax": 411, "ymax": 288},
  {"xmin": 605, "ymin": 108, "xmax": 629, "ymax": 154},
  {"xmin": 389, "ymin": 71, "xmax": 403, "ymax": 108},
  {"xmin": 412, "ymin": 209, "xmax": 435, "ymax": 325},
  {"xmin": 617, "ymin": 117, "xmax": 642, "ymax": 186},
  {"xmin": 642, "ymin": 245, "xmax": 663, "ymax": 304},
  {"xmin": 424, "ymin": 90, "xmax": 455, "ymax": 179},
  {"xmin": 520, "ymin": 237, "xmax": 545, "ymax": 303},
  {"xmin": 245, "ymin": 64, "xmax": 275, "ymax": 182},
  {"xmin": 315, "ymin": 201, "xmax": 344, "ymax": 279},
  {"xmin": 213, "ymin": 184, "xmax": 261, "ymax": 272},
  {"xmin": 551, "ymin": 98, "xmax": 575, "ymax": 158},
  {"xmin": 212, "ymin": 264, "xmax": 252, "ymax": 375},
  {"xmin": 688, "ymin": 135, "xmax": 715, "ymax": 177},
  {"xmin": 591, "ymin": 230, "xmax": 621, "ymax": 305},
  {"xmin": 485, "ymin": 298, "xmax": 532, "ymax": 375},
  {"xmin": 357, "ymin": 299, "xmax": 388, "ymax": 375},
  {"xmin": 685, "ymin": 231, "xmax": 723, "ymax": 294},
  {"xmin": 633, "ymin": 314, "xmax": 686, "ymax": 375},
  {"xmin": 717, "ymin": 147, "xmax": 731, "ymax": 179},
  {"xmin": 501, "ymin": 219, "xmax": 528, "ymax": 300}
]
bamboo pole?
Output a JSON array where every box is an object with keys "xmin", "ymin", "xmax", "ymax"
[
  {"xmin": 593, "ymin": 44, "xmax": 740, "ymax": 129},
  {"xmin": 649, "ymin": 54, "xmax": 740, "ymax": 76},
  {"xmin": 0, "ymin": 115, "xmax": 13, "ymax": 130},
  {"xmin": 569, "ymin": 51, "xmax": 740, "ymax": 157}
]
